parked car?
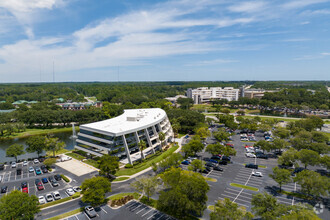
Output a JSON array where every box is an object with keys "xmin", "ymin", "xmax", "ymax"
[
  {"xmin": 211, "ymin": 155, "xmax": 221, "ymax": 160},
  {"xmin": 213, "ymin": 166, "xmax": 223, "ymax": 171},
  {"xmin": 218, "ymin": 160, "xmax": 228, "ymax": 165},
  {"xmin": 66, "ymin": 188, "xmax": 75, "ymax": 196},
  {"xmin": 256, "ymin": 154, "xmax": 268, "ymax": 159},
  {"xmin": 208, "ymin": 159, "xmax": 218, "ymax": 164},
  {"xmin": 1, "ymin": 186, "xmax": 8, "ymax": 193},
  {"xmin": 222, "ymin": 156, "xmax": 231, "ymax": 161},
  {"xmin": 252, "ymin": 171, "xmax": 263, "ymax": 177},
  {"xmin": 0, "ymin": 164, "xmax": 4, "ymax": 170},
  {"xmin": 181, "ymin": 160, "xmax": 190, "ymax": 165},
  {"xmin": 33, "ymin": 159, "xmax": 39, "ymax": 164},
  {"xmin": 291, "ymin": 167, "xmax": 305, "ymax": 176},
  {"xmin": 205, "ymin": 162, "xmax": 216, "ymax": 168},
  {"xmin": 35, "ymin": 167, "xmax": 42, "ymax": 175},
  {"xmin": 42, "ymin": 178, "xmax": 48, "ymax": 184},
  {"xmin": 21, "ymin": 182, "xmax": 28, "ymax": 188},
  {"xmin": 85, "ymin": 206, "xmax": 97, "ymax": 218},
  {"xmin": 52, "ymin": 191, "xmax": 61, "ymax": 200},
  {"xmin": 202, "ymin": 166, "xmax": 211, "ymax": 174},
  {"xmin": 245, "ymin": 164, "xmax": 258, "ymax": 169},
  {"xmin": 28, "ymin": 166, "xmax": 34, "ymax": 173},
  {"xmin": 16, "ymin": 168, "xmax": 22, "ymax": 175},
  {"xmin": 38, "ymin": 196, "xmax": 46, "ymax": 204},
  {"xmin": 245, "ymin": 153, "xmax": 256, "ymax": 158},
  {"xmin": 73, "ymin": 186, "xmax": 82, "ymax": 192},
  {"xmin": 23, "ymin": 161, "xmax": 28, "ymax": 166},
  {"xmin": 11, "ymin": 162, "xmax": 16, "ymax": 168},
  {"xmin": 41, "ymin": 165, "xmax": 48, "ymax": 173},
  {"xmin": 49, "ymin": 176, "xmax": 59, "ymax": 187},
  {"xmin": 54, "ymin": 174, "xmax": 62, "ymax": 181},
  {"xmin": 22, "ymin": 187, "xmax": 28, "ymax": 193},
  {"xmin": 45, "ymin": 194, "xmax": 54, "ymax": 202},
  {"xmin": 35, "ymin": 179, "xmax": 44, "ymax": 191}
]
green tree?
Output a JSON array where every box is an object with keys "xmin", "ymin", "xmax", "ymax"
[
  {"xmin": 177, "ymin": 97, "xmax": 194, "ymax": 109},
  {"xmin": 309, "ymin": 142, "xmax": 329, "ymax": 154},
  {"xmin": 296, "ymin": 149, "xmax": 320, "ymax": 169},
  {"xmin": 280, "ymin": 206, "xmax": 321, "ymax": 220},
  {"xmin": 158, "ymin": 167, "xmax": 209, "ymax": 218},
  {"xmin": 206, "ymin": 143, "xmax": 222, "ymax": 156},
  {"xmin": 236, "ymin": 109, "xmax": 245, "ymax": 116},
  {"xmin": 273, "ymin": 127, "xmax": 290, "ymax": 139},
  {"xmin": 6, "ymin": 144, "xmax": 25, "ymax": 162},
  {"xmin": 155, "ymin": 153, "xmax": 183, "ymax": 173},
  {"xmin": 26, "ymin": 135, "xmax": 46, "ymax": 158},
  {"xmin": 311, "ymin": 131, "xmax": 328, "ymax": 143},
  {"xmin": 213, "ymin": 129, "xmax": 230, "ymax": 142},
  {"xmin": 45, "ymin": 137, "xmax": 65, "ymax": 157},
  {"xmin": 188, "ymin": 159, "xmax": 205, "ymax": 172},
  {"xmin": 271, "ymin": 138, "xmax": 289, "ymax": 152},
  {"xmin": 278, "ymin": 148, "xmax": 298, "ymax": 167},
  {"xmin": 220, "ymin": 108, "xmax": 231, "ymax": 114},
  {"xmin": 182, "ymin": 139, "xmax": 204, "ymax": 157},
  {"xmin": 98, "ymin": 155, "xmax": 119, "ymax": 178},
  {"xmin": 158, "ymin": 132, "xmax": 165, "ymax": 151},
  {"xmin": 81, "ymin": 176, "xmax": 112, "ymax": 207},
  {"xmin": 138, "ymin": 140, "xmax": 147, "ymax": 160},
  {"xmin": 210, "ymin": 198, "xmax": 253, "ymax": 220},
  {"xmin": 290, "ymin": 131, "xmax": 312, "ymax": 151},
  {"xmin": 293, "ymin": 170, "xmax": 329, "ymax": 198},
  {"xmin": 0, "ymin": 190, "xmax": 40, "ymax": 220},
  {"xmin": 269, "ymin": 167, "xmax": 291, "ymax": 191},
  {"xmin": 131, "ymin": 176, "xmax": 159, "ymax": 201},
  {"xmin": 251, "ymin": 192, "xmax": 284, "ymax": 220},
  {"xmin": 320, "ymin": 155, "xmax": 330, "ymax": 169},
  {"xmin": 43, "ymin": 158, "xmax": 57, "ymax": 168},
  {"xmin": 255, "ymin": 140, "xmax": 271, "ymax": 153},
  {"xmin": 195, "ymin": 127, "xmax": 210, "ymax": 140}
]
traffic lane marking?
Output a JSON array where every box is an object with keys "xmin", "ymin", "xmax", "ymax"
[{"xmin": 217, "ymin": 197, "xmax": 249, "ymax": 207}]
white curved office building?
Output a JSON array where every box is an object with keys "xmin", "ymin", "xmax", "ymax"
[{"xmin": 75, "ymin": 108, "xmax": 174, "ymax": 164}]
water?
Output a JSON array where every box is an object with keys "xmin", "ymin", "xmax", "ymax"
[{"xmin": 0, "ymin": 132, "xmax": 75, "ymax": 163}]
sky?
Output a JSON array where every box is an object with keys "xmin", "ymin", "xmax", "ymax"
[{"xmin": 0, "ymin": 0, "xmax": 329, "ymax": 83}]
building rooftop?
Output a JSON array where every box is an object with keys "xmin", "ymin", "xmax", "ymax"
[{"xmin": 80, "ymin": 108, "xmax": 167, "ymax": 136}]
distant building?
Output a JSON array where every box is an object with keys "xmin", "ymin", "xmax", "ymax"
[
  {"xmin": 56, "ymin": 102, "xmax": 102, "ymax": 110},
  {"xmin": 243, "ymin": 89, "xmax": 265, "ymax": 99},
  {"xmin": 164, "ymin": 95, "xmax": 187, "ymax": 104},
  {"xmin": 75, "ymin": 108, "xmax": 174, "ymax": 164},
  {"xmin": 187, "ymin": 87, "xmax": 239, "ymax": 104},
  {"xmin": 12, "ymin": 100, "xmax": 38, "ymax": 107}
]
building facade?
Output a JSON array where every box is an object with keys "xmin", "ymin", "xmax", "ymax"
[
  {"xmin": 75, "ymin": 108, "xmax": 174, "ymax": 164},
  {"xmin": 187, "ymin": 87, "xmax": 240, "ymax": 104}
]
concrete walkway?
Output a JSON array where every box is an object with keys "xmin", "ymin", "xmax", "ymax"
[{"xmin": 113, "ymin": 136, "xmax": 185, "ymax": 183}]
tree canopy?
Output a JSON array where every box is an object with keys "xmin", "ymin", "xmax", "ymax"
[{"xmin": 81, "ymin": 176, "xmax": 112, "ymax": 207}]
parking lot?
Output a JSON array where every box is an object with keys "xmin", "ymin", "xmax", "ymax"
[{"xmin": 0, "ymin": 160, "xmax": 97, "ymax": 204}]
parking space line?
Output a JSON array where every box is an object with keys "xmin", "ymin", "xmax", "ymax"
[
  {"xmin": 155, "ymin": 213, "xmax": 164, "ymax": 220},
  {"xmin": 142, "ymin": 209, "xmax": 153, "ymax": 217},
  {"xmin": 126, "ymin": 202, "xmax": 138, "ymax": 209},
  {"xmin": 235, "ymin": 194, "xmax": 253, "ymax": 200},
  {"xmin": 131, "ymin": 204, "xmax": 143, "ymax": 212},
  {"xmin": 83, "ymin": 212, "xmax": 91, "ymax": 220},
  {"xmin": 136, "ymin": 206, "xmax": 148, "ymax": 214},
  {"xmin": 100, "ymin": 207, "xmax": 107, "ymax": 213},
  {"xmin": 147, "ymin": 212, "xmax": 158, "ymax": 220},
  {"xmin": 218, "ymin": 197, "xmax": 248, "ymax": 207}
]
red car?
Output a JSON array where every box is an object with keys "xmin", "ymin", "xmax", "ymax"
[
  {"xmin": 22, "ymin": 187, "xmax": 28, "ymax": 193},
  {"xmin": 226, "ymin": 143, "xmax": 234, "ymax": 147},
  {"xmin": 35, "ymin": 179, "xmax": 44, "ymax": 191}
]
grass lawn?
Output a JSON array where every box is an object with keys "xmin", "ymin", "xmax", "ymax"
[
  {"xmin": 108, "ymin": 192, "xmax": 140, "ymax": 200},
  {"xmin": 1, "ymin": 127, "xmax": 77, "ymax": 139},
  {"xmin": 191, "ymin": 104, "xmax": 217, "ymax": 112},
  {"xmin": 66, "ymin": 152, "xmax": 86, "ymax": 160},
  {"xmin": 177, "ymin": 133, "xmax": 186, "ymax": 138},
  {"xmin": 116, "ymin": 145, "xmax": 179, "ymax": 176},
  {"xmin": 230, "ymin": 183, "xmax": 259, "ymax": 192},
  {"xmin": 140, "ymin": 196, "xmax": 157, "ymax": 208},
  {"xmin": 204, "ymin": 177, "xmax": 217, "ymax": 182},
  {"xmin": 46, "ymin": 148, "xmax": 71, "ymax": 157},
  {"xmin": 113, "ymin": 177, "xmax": 130, "ymax": 182},
  {"xmin": 241, "ymin": 115, "xmax": 300, "ymax": 122},
  {"xmin": 47, "ymin": 208, "xmax": 83, "ymax": 220}
]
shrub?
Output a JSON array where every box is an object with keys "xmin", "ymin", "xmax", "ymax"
[
  {"xmin": 72, "ymin": 192, "xmax": 81, "ymax": 199},
  {"xmin": 125, "ymin": 164, "xmax": 133, "ymax": 169},
  {"xmin": 61, "ymin": 174, "xmax": 70, "ymax": 182},
  {"xmin": 110, "ymin": 195, "xmax": 134, "ymax": 207}
]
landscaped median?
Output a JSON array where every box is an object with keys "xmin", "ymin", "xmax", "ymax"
[
  {"xmin": 230, "ymin": 183, "xmax": 259, "ymax": 192},
  {"xmin": 115, "ymin": 145, "xmax": 179, "ymax": 177},
  {"xmin": 47, "ymin": 208, "xmax": 83, "ymax": 220},
  {"xmin": 204, "ymin": 177, "xmax": 217, "ymax": 182}
]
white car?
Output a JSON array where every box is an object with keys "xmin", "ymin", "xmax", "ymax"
[
  {"xmin": 28, "ymin": 166, "xmax": 34, "ymax": 172},
  {"xmin": 246, "ymin": 149, "xmax": 255, "ymax": 153},
  {"xmin": 33, "ymin": 159, "xmax": 39, "ymax": 164},
  {"xmin": 11, "ymin": 162, "xmax": 16, "ymax": 168},
  {"xmin": 23, "ymin": 161, "xmax": 28, "ymax": 166},
  {"xmin": 252, "ymin": 171, "xmax": 263, "ymax": 177},
  {"xmin": 66, "ymin": 188, "xmax": 75, "ymax": 196},
  {"xmin": 38, "ymin": 196, "xmax": 46, "ymax": 204},
  {"xmin": 45, "ymin": 194, "xmax": 54, "ymax": 202},
  {"xmin": 73, "ymin": 186, "xmax": 82, "ymax": 192},
  {"xmin": 246, "ymin": 153, "xmax": 256, "ymax": 158},
  {"xmin": 52, "ymin": 191, "xmax": 61, "ymax": 200}
]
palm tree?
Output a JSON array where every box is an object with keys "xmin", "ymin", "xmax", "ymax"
[
  {"xmin": 158, "ymin": 132, "xmax": 165, "ymax": 151},
  {"xmin": 138, "ymin": 140, "xmax": 146, "ymax": 160}
]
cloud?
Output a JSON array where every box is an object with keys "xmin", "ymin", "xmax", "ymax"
[
  {"xmin": 228, "ymin": 1, "xmax": 267, "ymax": 13},
  {"xmin": 294, "ymin": 52, "xmax": 330, "ymax": 60},
  {"xmin": 282, "ymin": 38, "xmax": 311, "ymax": 42},
  {"xmin": 186, "ymin": 58, "xmax": 238, "ymax": 66},
  {"xmin": 321, "ymin": 52, "xmax": 330, "ymax": 56},
  {"xmin": 301, "ymin": 9, "xmax": 330, "ymax": 16},
  {"xmin": 282, "ymin": 0, "xmax": 329, "ymax": 10}
]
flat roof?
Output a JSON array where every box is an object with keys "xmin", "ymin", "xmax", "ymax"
[{"xmin": 80, "ymin": 108, "xmax": 166, "ymax": 136}]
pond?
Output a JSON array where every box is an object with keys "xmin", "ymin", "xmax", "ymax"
[{"xmin": 0, "ymin": 131, "xmax": 76, "ymax": 163}]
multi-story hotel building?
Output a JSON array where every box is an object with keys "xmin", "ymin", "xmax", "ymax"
[
  {"xmin": 75, "ymin": 108, "xmax": 174, "ymax": 164},
  {"xmin": 187, "ymin": 87, "xmax": 240, "ymax": 104}
]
